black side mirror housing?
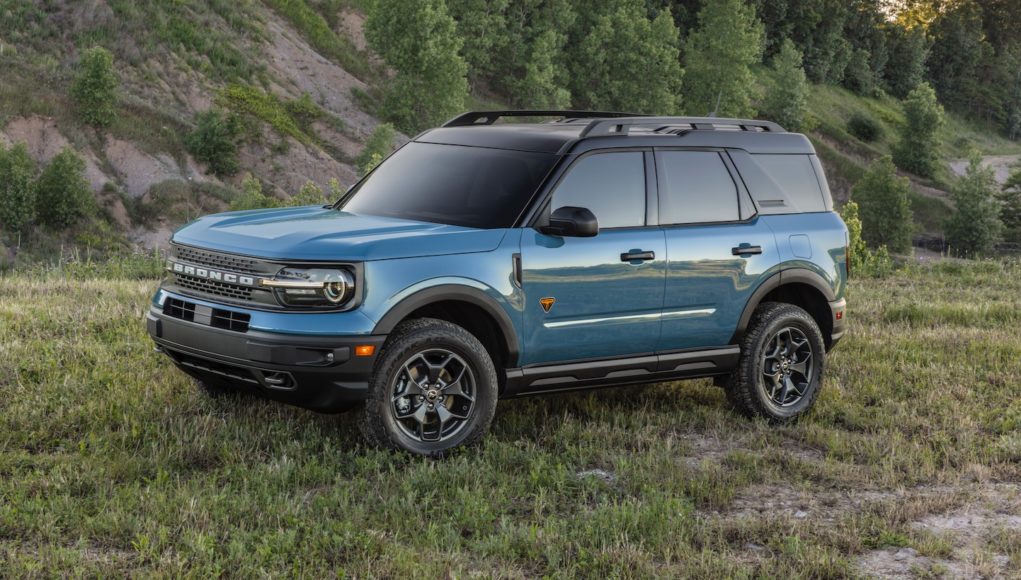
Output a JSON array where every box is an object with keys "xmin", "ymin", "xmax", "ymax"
[{"xmin": 539, "ymin": 206, "xmax": 599, "ymax": 237}]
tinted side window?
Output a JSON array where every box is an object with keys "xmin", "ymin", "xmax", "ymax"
[
  {"xmin": 552, "ymin": 152, "xmax": 646, "ymax": 229},
  {"xmin": 751, "ymin": 154, "xmax": 826, "ymax": 213},
  {"xmin": 658, "ymin": 151, "xmax": 739, "ymax": 224}
]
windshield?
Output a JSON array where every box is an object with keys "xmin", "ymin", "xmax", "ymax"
[{"xmin": 338, "ymin": 142, "xmax": 558, "ymax": 229}]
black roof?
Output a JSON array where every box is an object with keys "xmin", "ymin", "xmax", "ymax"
[{"xmin": 415, "ymin": 111, "xmax": 816, "ymax": 156}]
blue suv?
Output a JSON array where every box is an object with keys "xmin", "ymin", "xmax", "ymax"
[{"xmin": 148, "ymin": 111, "xmax": 848, "ymax": 456}]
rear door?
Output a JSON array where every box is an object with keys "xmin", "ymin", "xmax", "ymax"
[
  {"xmin": 520, "ymin": 150, "xmax": 666, "ymax": 366},
  {"xmin": 655, "ymin": 149, "xmax": 780, "ymax": 351}
]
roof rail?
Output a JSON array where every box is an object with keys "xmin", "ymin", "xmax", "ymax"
[
  {"xmin": 579, "ymin": 116, "xmax": 786, "ymax": 138},
  {"xmin": 442, "ymin": 110, "xmax": 648, "ymax": 127}
]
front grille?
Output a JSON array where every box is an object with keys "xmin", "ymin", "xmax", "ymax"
[
  {"xmin": 175, "ymin": 276, "xmax": 254, "ymax": 301},
  {"xmin": 173, "ymin": 244, "xmax": 262, "ymax": 274},
  {"xmin": 163, "ymin": 297, "xmax": 251, "ymax": 333}
]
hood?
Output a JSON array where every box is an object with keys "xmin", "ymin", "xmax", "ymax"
[{"xmin": 171, "ymin": 206, "xmax": 507, "ymax": 261}]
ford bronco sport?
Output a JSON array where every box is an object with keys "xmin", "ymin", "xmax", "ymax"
[{"xmin": 148, "ymin": 111, "xmax": 848, "ymax": 456}]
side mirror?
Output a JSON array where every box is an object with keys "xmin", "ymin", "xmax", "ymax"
[{"xmin": 539, "ymin": 206, "xmax": 599, "ymax": 237}]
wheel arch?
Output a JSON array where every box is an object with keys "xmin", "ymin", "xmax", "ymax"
[
  {"xmin": 372, "ymin": 284, "xmax": 520, "ymax": 370},
  {"xmin": 733, "ymin": 269, "xmax": 836, "ymax": 349}
]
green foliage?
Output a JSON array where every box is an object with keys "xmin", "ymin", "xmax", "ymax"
[
  {"xmin": 893, "ymin": 83, "xmax": 944, "ymax": 179},
  {"xmin": 288, "ymin": 180, "xmax": 327, "ymax": 207},
  {"xmin": 35, "ymin": 148, "xmax": 94, "ymax": 228},
  {"xmin": 263, "ymin": 0, "xmax": 374, "ymax": 81},
  {"xmin": 847, "ymin": 113, "xmax": 883, "ymax": 142},
  {"xmin": 852, "ymin": 157, "xmax": 914, "ymax": 254},
  {"xmin": 945, "ymin": 156, "xmax": 1004, "ymax": 257},
  {"xmin": 70, "ymin": 47, "xmax": 119, "ymax": 127},
  {"xmin": 512, "ymin": 28, "xmax": 572, "ymax": 109},
  {"xmin": 883, "ymin": 25, "xmax": 928, "ymax": 98},
  {"xmin": 761, "ymin": 39, "xmax": 808, "ymax": 131},
  {"xmin": 230, "ymin": 174, "xmax": 279, "ymax": 211},
  {"xmin": 0, "ymin": 143, "xmax": 38, "ymax": 232},
  {"xmin": 366, "ymin": 0, "xmax": 468, "ymax": 134},
  {"xmin": 216, "ymin": 85, "xmax": 312, "ymax": 144},
  {"xmin": 185, "ymin": 110, "xmax": 243, "ymax": 177},
  {"xmin": 284, "ymin": 92, "xmax": 324, "ymax": 133},
  {"xmin": 356, "ymin": 123, "xmax": 396, "ymax": 177},
  {"xmin": 683, "ymin": 0, "xmax": 763, "ymax": 117},
  {"xmin": 843, "ymin": 48, "xmax": 875, "ymax": 96},
  {"xmin": 568, "ymin": 0, "xmax": 681, "ymax": 114},
  {"xmin": 1002, "ymin": 168, "xmax": 1021, "ymax": 243},
  {"xmin": 446, "ymin": 0, "xmax": 510, "ymax": 88},
  {"xmin": 840, "ymin": 200, "xmax": 894, "ymax": 278}
]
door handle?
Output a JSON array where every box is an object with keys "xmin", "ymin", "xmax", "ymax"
[
  {"xmin": 731, "ymin": 244, "xmax": 762, "ymax": 256},
  {"xmin": 621, "ymin": 250, "xmax": 656, "ymax": 262}
]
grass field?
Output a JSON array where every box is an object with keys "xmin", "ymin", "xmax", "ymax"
[{"xmin": 2, "ymin": 260, "xmax": 1020, "ymax": 577}]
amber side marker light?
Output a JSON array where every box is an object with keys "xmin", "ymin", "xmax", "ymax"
[{"xmin": 355, "ymin": 345, "xmax": 376, "ymax": 357}]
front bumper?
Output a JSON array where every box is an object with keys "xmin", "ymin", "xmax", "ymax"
[{"xmin": 147, "ymin": 305, "xmax": 386, "ymax": 412}]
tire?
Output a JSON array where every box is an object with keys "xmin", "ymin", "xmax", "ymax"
[
  {"xmin": 359, "ymin": 318, "xmax": 498, "ymax": 457},
  {"xmin": 726, "ymin": 302, "xmax": 826, "ymax": 423}
]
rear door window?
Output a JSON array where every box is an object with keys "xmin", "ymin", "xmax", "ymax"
[{"xmin": 656, "ymin": 151, "xmax": 740, "ymax": 224}]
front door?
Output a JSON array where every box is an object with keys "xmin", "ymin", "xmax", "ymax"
[{"xmin": 520, "ymin": 151, "xmax": 666, "ymax": 366}]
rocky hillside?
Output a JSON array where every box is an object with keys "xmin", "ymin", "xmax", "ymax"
[{"xmin": 0, "ymin": 0, "xmax": 393, "ymax": 251}]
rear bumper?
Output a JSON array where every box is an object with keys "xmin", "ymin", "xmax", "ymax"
[
  {"xmin": 147, "ymin": 307, "xmax": 385, "ymax": 412},
  {"xmin": 828, "ymin": 298, "xmax": 847, "ymax": 350}
]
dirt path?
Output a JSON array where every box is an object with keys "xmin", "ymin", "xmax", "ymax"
[{"xmin": 949, "ymin": 155, "xmax": 1020, "ymax": 185}]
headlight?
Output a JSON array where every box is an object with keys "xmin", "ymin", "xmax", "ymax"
[{"xmin": 260, "ymin": 268, "xmax": 355, "ymax": 308}]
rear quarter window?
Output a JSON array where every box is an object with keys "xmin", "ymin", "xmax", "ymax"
[{"xmin": 731, "ymin": 152, "xmax": 830, "ymax": 214}]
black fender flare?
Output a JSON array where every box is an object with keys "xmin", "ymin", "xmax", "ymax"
[
  {"xmin": 372, "ymin": 284, "xmax": 520, "ymax": 367},
  {"xmin": 732, "ymin": 269, "xmax": 836, "ymax": 342}
]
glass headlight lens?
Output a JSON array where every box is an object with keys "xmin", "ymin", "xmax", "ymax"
[{"xmin": 262, "ymin": 268, "xmax": 355, "ymax": 307}]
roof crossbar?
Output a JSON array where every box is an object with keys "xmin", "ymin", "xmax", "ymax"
[
  {"xmin": 443, "ymin": 110, "xmax": 648, "ymax": 127},
  {"xmin": 580, "ymin": 116, "xmax": 786, "ymax": 137}
]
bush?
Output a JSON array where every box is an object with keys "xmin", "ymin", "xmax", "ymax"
[
  {"xmin": 840, "ymin": 200, "xmax": 894, "ymax": 278},
  {"xmin": 945, "ymin": 156, "xmax": 1004, "ymax": 257},
  {"xmin": 852, "ymin": 157, "xmax": 914, "ymax": 254},
  {"xmin": 185, "ymin": 110, "xmax": 243, "ymax": 177},
  {"xmin": 893, "ymin": 83, "xmax": 944, "ymax": 179},
  {"xmin": 1001, "ymin": 168, "xmax": 1021, "ymax": 243},
  {"xmin": 71, "ymin": 47, "xmax": 119, "ymax": 127},
  {"xmin": 287, "ymin": 180, "xmax": 327, "ymax": 207},
  {"xmin": 847, "ymin": 113, "xmax": 883, "ymax": 142},
  {"xmin": 35, "ymin": 148, "xmax": 94, "ymax": 228},
  {"xmin": 230, "ymin": 173, "xmax": 278, "ymax": 211},
  {"xmin": 0, "ymin": 143, "xmax": 38, "ymax": 232},
  {"xmin": 356, "ymin": 123, "xmax": 396, "ymax": 176}
]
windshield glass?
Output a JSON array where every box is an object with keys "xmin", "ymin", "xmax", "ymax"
[{"xmin": 339, "ymin": 142, "xmax": 557, "ymax": 229}]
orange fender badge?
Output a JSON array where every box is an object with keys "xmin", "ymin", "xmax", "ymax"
[{"xmin": 539, "ymin": 297, "xmax": 556, "ymax": 313}]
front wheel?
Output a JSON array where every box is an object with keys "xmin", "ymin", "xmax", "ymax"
[
  {"xmin": 726, "ymin": 302, "xmax": 826, "ymax": 422},
  {"xmin": 360, "ymin": 318, "xmax": 498, "ymax": 457}
]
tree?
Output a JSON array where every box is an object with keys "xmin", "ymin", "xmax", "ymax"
[
  {"xmin": 893, "ymin": 83, "xmax": 944, "ymax": 179},
  {"xmin": 945, "ymin": 155, "xmax": 1004, "ymax": 256},
  {"xmin": 761, "ymin": 39, "xmax": 808, "ymax": 131},
  {"xmin": 287, "ymin": 180, "xmax": 327, "ymax": 207},
  {"xmin": 682, "ymin": 0, "xmax": 764, "ymax": 117},
  {"xmin": 355, "ymin": 123, "xmax": 397, "ymax": 177},
  {"xmin": 883, "ymin": 25, "xmax": 928, "ymax": 98},
  {"xmin": 35, "ymin": 148, "xmax": 94, "ymax": 228},
  {"xmin": 926, "ymin": 1, "xmax": 989, "ymax": 114},
  {"xmin": 365, "ymin": 0, "xmax": 468, "ymax": 134},
  {"xmin": 445, "ymin": 0, "xmax": 509, "ymax": 88},
  {"xmin": 852, "ymin": 157, "xmax": 914, "ymax": 254},
  {"xmin": 0, "ymin": 143, "xmax": 38, "ymax": 232},
  {"xmin": 840, "ymin": 199, "xmax": 893, "ymax": 277},
  {"xmin": 511, "ymin": 28, "xmax": 572, "ymax": 109},
  {"xmin": 71, "ymin": 47, "xmax": 119, "ymax": 127},
  {"xmin": 569, "ymin": 0, "xmax": 682, "ymax": 114},
  {"xmin": 230, "ymin": 173, "xmax": 277, "ymax": 211},
  {"xmin": 843, "ymin": 48, "xmax": 876, "ymax": 96},
  {"xmin": 185, "ymin": 110, "xmax": 242, "ymax": 177},
  {"xmin": 999, "ymin": 167, "xmax": 1021, "ymax": 243}
]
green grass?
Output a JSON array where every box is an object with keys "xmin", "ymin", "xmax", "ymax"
[
  {"xmin": 263, "ymin": 0, "xmax": 376, "ymax": 83},
  {"xmin": 2, "ymin": 260, "xmax": 1020, "ymax": 575}
]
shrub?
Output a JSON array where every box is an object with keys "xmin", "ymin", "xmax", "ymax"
[
  {"xmin": 847, "ymin": 113, "xmax": 883, "ymax": 142},
  {"xmin": 1001, "ymin": 168, "xmax": 1021, "ymax": 243},
  {"xmin": 185, "ymin": 110, "xmax": 243, "ymax": 177},
  {"xmin": 0, "ymin": 143, "xmax": 38, "ymax": 232},
  {"xmin": 852, "ymin": 157, "xmax": 914, "ymax": 254},
  {"xmin": 840, "ymin": 200, "xmax": 894, "ymax": 278},
  {"xmin": 287, "ymin": 180, "xmax": 327, "ymax": 207},
  {"xmin": 71, "ymin": 47, "xmax": 119, "ymax": 127},
  {"xmin": 893, "ymin": 83, "xmax": 944, "ymax": 178},
  {"xmin": 355, "ymin": 123, "xmax": 396, "ymax": 176},
  {"xmin": 945, "ymin": 156, "xmax": 1004, "ymax": 257},
  {"xmin": 35, "ymin": 148, "xmax": 94, "ymax": 228},
  {"xmin": 230, "ymin": 173, "xmax": 278, "ymax": 211}
]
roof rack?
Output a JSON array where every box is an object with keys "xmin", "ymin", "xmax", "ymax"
[
  {"xmin": 579, "ymin": 116, "xmax": 786, "ymax": 137},
  {"xmin": 442, "ymin": 110, "xmax": 648, "ymax": 127}
]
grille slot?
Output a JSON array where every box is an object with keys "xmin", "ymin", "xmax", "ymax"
[
  {"xmin": 173, "ymin": 244, "xmax": 262, "ymax": 274},
  {"xmin": 163, "ymin": 297, "xmax": 251, "ymax": 333},
  {"xmin": 175, "ymin": 275, "xmax": 254, "ymax": 301}
]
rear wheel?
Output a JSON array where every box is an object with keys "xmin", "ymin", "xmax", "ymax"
[
  {"xmin": 360, "ymin": 318, "xmax": 498, "ymax": 457},
  {"xmin": 726, "ymin": 302, "xmax": 825, "ymax": 422}
]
